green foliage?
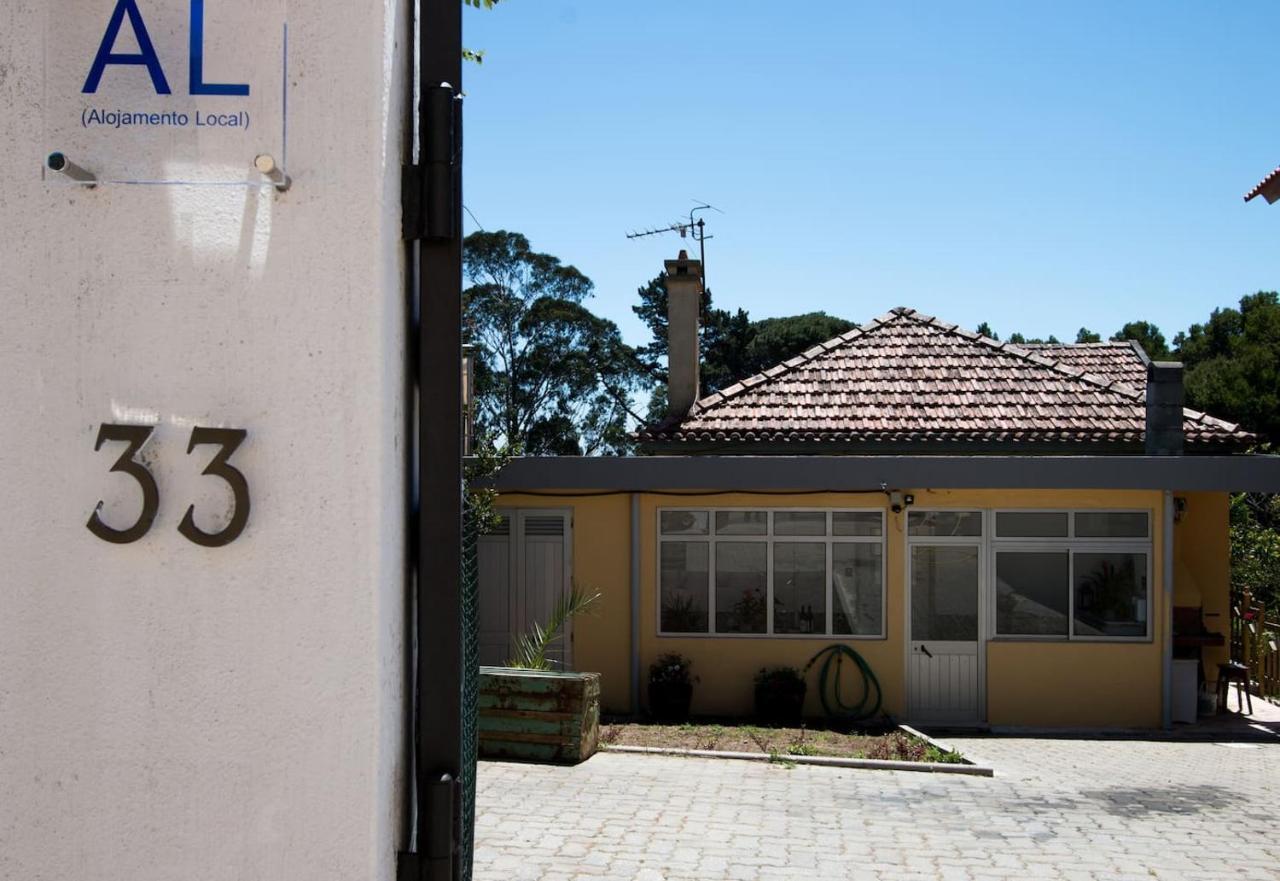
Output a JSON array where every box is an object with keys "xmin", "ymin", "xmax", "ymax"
[
  {"xmin": 1075, "ymin": 327, "xmax": 1102, "ymax": 343},
  {"xmin": 992, "ymin": 330, "xmax": 1058, "ymax": 345},
  {"xmin": 976, "ymin": 321, "xmax": 998, "ymax": 341},
  {"xmin": 462, "ymin": 0, "xmax": 502, "ymax": 64},
  {"xmin": 1231, "ymin": 494, "xmax": 1280, "ymax": 612},
  {"xmin": 746, "ymin": 313, "xmax": 856, "ymax": 374},
  {"xmin": 922, "ymin": 744, "xmax": 967, "ymax": 764},
  {"xmin": 1111, "ymin": 320, "xmax": 1171, "ymax": 360},
  {"xmin": 463, "ymin": 439, "xmax": 515, "ymax": 535},
  {"xmin": 506, "ymin": 585, "xmax": 602, "ymax": 671},
  {"xmin": 464, "ymin": 231, "xmax": 645, "ymax": 454},
  {"xmin": 649, "ymin": 653, "xmax": 697, "ymax": 686},
  {"xmin": 754, "ymin": 666, "xmax": 805, "ymax": 689},
  {"xmin": 632, "ymin": 272, "xmax": 853, "ymax": 419},
  {"xmin": 1176, "ymin": 292, "xmax": 1280, "ymax": 445}
]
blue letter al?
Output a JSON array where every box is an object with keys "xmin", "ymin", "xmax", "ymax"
[
  {"xmin": 189, "ymin": 0, "xmax": 249, "ymax": 96},
  {"xmin": 82, "ymin": 0, "xmax": 172, "ymax": 94}
]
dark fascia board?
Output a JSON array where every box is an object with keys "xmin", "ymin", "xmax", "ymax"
[{"xmin": 482, "ymin": 455, "xmax": 1280, "ymax": 494}]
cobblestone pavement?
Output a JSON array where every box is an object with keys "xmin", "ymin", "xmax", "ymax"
[{"xmin": 474, "ymin": 732, "xmax": 1280, "ymax": 881}]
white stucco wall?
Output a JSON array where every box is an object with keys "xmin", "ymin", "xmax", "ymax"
[{"xmin": 0, "ymin": 2, "xmax": 409, "ymax": 879}]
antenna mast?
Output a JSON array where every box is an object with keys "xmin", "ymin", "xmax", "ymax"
[{"xmin": 626, "ymin": 201, "xmax": 722, "ymax": 291}]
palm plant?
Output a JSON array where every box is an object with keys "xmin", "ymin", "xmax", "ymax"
[{"xmin": 506, "ymin": 585, "xmax": 601, "ymax": 671}]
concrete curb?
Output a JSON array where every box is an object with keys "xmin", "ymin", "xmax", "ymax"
[
  {"xmin": 601, "ymin": 744, "xmax": 994, "ymax": 776},
  {"xmin": 898, "ymin": 723, "xmax": 997, "ymax": 771}
]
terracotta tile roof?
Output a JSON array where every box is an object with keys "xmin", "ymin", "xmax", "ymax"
[
  {"xmin": 638, "ymin": 308, "xmax": 1253, "ymax": 452},
  {"xmin": 1245, "ymin": 165, "xmax": 1280, "ymax": 203},
  {"xmin": 1019, "ymin": 341, "xmax": 1149, "ymax": 389}
]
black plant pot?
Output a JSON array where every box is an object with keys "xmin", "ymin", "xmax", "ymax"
[
  {"xmin": 649, "ymin": 680, "xmax": 693, "ymax": 722},
  {"xmin": 754, "ymin": 680, "xmax": 807, "ymax": 726}
]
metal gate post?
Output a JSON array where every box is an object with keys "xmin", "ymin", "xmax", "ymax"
[{"xmin": 400, "ymin": 0, "xmax": 465, "ymax": 878}]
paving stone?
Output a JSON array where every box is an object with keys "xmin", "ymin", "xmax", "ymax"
[{"xmin": 473, "ymin": 734, "xmax": 1280, "ymax": 880}]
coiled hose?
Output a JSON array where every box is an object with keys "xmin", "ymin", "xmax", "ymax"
[{"xmin": 804, "ymin": 644, "xmax": 883, "ymax": 723}]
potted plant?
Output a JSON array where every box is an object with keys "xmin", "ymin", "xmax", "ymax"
[
  {"xmin": 754, "ymin": 666, "xmax": 807, "ymax": 725},
  {"xmin": 478, "ymin": 586, "xmax": 603, "ymax": 765},
  {"xmin": 649, "ymin": 653, "xmax": 697, "ymax": 722}
]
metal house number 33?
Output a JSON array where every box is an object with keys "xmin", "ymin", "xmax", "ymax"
[{"xmin": 86, "ymin": 423, "xmax": 250, "ymax": 547}]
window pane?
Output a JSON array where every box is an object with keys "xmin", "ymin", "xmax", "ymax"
[
  {"xmin": 1073, "ymin": 552, "xmax": 1148, "ymax": 638},
  {"xmin": 773, "ymin": 542, "xmax": 826, "ymax": 633},
  {"xmin": 833, "ymin": 512, "xmax": 883, "ymax": 537},
  {"xmin": 774, "ymin": 511, "xmax": 827, "ymax": 536},
  {"xmin": 660, "ymin": 511, "xmax": 708, "ymax": 535},
  {"xmin": 832, "ymin": 543, "xmax": 883, "ymax": 635},
  {"xmin": 660, "ymin": 541, "xmax": 708, "ymax": 632},
  {"xmin": 715, "ymin": 511, "xmax": 766, "ymax": 535},
  {"xmin": 908, "ymin": 511, "xmax": 983, "ymax": 537},
  {"xmin": 910, "ymin": 546, "xmax": 979, "ymax": 641},
  {"xmin": 995, "ymin": 552, "xmax": 1069, "ymax": 636},
  {"xmin": 715, "ymin": 542, "xmax": 767, "ymax": 633},
  {"xmin": 996, "ymin": 512, "xmax": 1068, "ymax": 538},
  {"xmin": 1074, "ymin": 512, "xmax": 1148, "ymax": 538}
]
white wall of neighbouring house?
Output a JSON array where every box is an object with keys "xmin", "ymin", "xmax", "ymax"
[{"xmin": 0, "ymin": 2, "xmax": 409, "ymax": 879}]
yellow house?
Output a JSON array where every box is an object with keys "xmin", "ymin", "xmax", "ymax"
[{"xmin": 479, "ymin": 255, "xmax": 1280, "ymax": 729}]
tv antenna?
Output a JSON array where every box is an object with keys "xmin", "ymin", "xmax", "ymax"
[{"xmin": 626, "ymin": 201, "xmax": 723, "ymax": 291}]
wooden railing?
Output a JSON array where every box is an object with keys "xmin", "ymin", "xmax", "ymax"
[{"xmin": 1232, "ymin": 589, "xmax": 1280, "ymax": 702}]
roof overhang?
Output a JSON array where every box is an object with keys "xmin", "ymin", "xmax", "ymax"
[
  {"xmin": 1245, "ymin": 166, "xmax": 1280, "ymax": 204},
  {"xmin": 484, "ymin": 455, "xmax": 1280, "ymax": 494}
]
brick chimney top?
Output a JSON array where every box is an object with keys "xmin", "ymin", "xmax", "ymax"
[{"xmin": 664, "ymin": 251, "xmax": 704, "ymax": 418}]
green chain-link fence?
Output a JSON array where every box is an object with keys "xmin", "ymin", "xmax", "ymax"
[{"xmin": 458, "ymin": 498, "xmax": 480, "ymax": 880}]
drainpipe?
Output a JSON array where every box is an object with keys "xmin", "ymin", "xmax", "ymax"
[
  {"xmin": 631, "ymin": 493, "xmax": 641, "ymax": 716},
  {"xmin": 1162, "ymin": 490, "xmax": 1174, "ymax": 730}
]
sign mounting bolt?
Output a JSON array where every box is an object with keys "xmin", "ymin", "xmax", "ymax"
[
  {"xmin": 46, "ymin": 152, "xmax": 97, "ymax": 187},
  {"xmin": 253, "ymin": 154, "xmax": 291, "ymax": 192}
]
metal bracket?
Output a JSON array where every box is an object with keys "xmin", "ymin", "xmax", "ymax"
[
  {"xmin": 396, "ymin": 773, "xmax": 458, "ymax": 881},
  {"xmin": 403, "ymin": 84, "xmax": 460, "ymax": 241}
]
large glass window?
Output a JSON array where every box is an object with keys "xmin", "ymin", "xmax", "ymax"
[
  {"xmin": 910, "ymin": 546, "xmax": 979, "ymax": 641},
  {"xmin": 774, "ymin": 511, "xmax": 826, "ymax": 536},
  {"xmin": 1073, "ymin": 552, "xmax": 1148, "ymax": 638},
  {"xmin": 715, "ymin": 511, "xmax": 766, "ymax": 535},
  {"xmin": 833, "ymin": 512, "xmax": 882, "ymax": 536},
  {"xmin": 660, "ymin": 541, "xmax": 708, "ymax": 633},
  {"xmin": 1074, "ymin": 512, "xmax": 1149, "ymax": 539},
  {"xmin": 996, "ymin": 512, "xmax": 1068, "ymax": 538},
  {"xmin": 833, "ymin": 543, "xmax": 883, "ymax": 635},
  {"xmin": 658, "ymin": 508, "xmax": 885, "ymax": 637},
  {"xmin": 908, "ymin": 510, "xmax": 983, "ymax": 537},
  {"xmin": 773, "ymin": 543, "xmax": 826, "ymax": 634},
  {"xmin": 661, "ymin": 510, "xmax": 709, "ymax": 535},
  {"xmin": 988, "ymin": 508, "xmax": 1152, "ymax": 641},
  {"xmin": 995, "ymin": 551, "xmax": 1069, "ymax": 636},
  {"xmin": 715, "ymin": 542, "xmax": 766, "ymax": 633}
]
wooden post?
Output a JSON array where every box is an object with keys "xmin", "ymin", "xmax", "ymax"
[{"xmin": 1243, "ymin": 588, "xmax": 1257, "ymax": 698}]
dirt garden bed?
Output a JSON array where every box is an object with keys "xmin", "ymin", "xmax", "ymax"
[{"xmin": 600, "ymin": 721, "xmax": 966, "ymax": 764}]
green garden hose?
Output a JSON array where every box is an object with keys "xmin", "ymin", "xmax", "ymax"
[{"xmin": 804, "ymin": 644, "xmax": 883, "ymax": 723}]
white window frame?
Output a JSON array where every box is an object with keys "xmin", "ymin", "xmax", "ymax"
[
  {"xmin": 656, "ymin": 507, "xmax": 887, "ymax": 639},
  {"xmin": 990, "ymin": 509, "xmax": 1153, "ymax": 643}
]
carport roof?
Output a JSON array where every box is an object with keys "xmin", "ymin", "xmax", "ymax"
[{"xmin": 484, "ymin": 454, "xmax": 1280, "ymax": 494}]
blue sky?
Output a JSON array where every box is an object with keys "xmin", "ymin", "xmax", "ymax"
[{"xmin": 463, "ymin": 1, "xmax": 1278, "ymax": 349}]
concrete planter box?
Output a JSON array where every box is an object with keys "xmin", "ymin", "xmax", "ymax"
[{"xmin": 477, "ymin": 667, "xmax": 601, "ymax": 765}]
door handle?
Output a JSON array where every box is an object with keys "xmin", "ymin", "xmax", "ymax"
[{"xmin": 920, "ymin": 645, "xmax": 933, "ymax": 658}]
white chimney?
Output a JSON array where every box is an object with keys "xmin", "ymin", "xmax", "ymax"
[{"xmin": 665, "ymin": 250, "xmax": 703, "ymax": 417}]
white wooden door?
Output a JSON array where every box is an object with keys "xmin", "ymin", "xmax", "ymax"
[
  {"xmin": 476, "ymin": 509, "xmax": 572, "ymax": 669},
  {"xmin": 477, "ymin": 514, "xmax": 514, "ymax": 667},
  {"xmin": 908, "ymin": 543, "xmax": 981, "ymax": 724},
  {"xmin": 518, "ymin": 511, "xmax": 572, "ymax": 669}
]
